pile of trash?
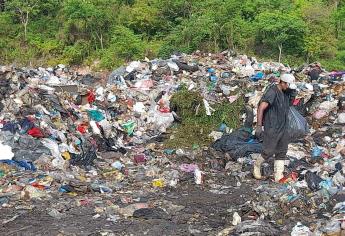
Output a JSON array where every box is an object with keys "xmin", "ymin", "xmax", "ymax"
[{"xmin": 0, "ymin": 52, "xmax": 344, "ymax": 235}]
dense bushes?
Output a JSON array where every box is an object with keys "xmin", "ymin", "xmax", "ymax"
[{"xmin": 0, "ymin": 0, "xmax": 344, "ymax": 70}]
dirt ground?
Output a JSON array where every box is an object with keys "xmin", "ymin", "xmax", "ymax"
[{"xmin": 0, "ymin": 171, "xmax": 300, "ymax": 236}]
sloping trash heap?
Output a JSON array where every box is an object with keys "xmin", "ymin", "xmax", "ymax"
[{"xmin": 0, "ymin": 51, "xmax": 344, "ymax": 235}]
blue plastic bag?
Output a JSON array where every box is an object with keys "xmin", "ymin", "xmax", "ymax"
[
  {"xmin": 0, "ymin": 160, "xmax": 36, "ymax": 171},
  {"xmin": 87, "ymin": 110, "xmax": 105, "ymax": 122}
]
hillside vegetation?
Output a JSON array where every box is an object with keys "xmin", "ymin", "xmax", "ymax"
[{"xmin": 0, "ymin": 0, "xmax": 344, "ymax": 70}]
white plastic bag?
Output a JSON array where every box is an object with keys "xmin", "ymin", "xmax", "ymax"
[
  {"xmin": 152, "ymin": 111, "xmax": 174, "ymax": 133},
  {"xmin": 291, "ymin": 222, "xmax": 312, "ymax": 236},
  {"xmin": 0, "ymin": 142, "xmax": 14, "ymax": 160}
]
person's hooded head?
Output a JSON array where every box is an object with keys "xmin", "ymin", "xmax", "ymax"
[{"xmin": 280, "ymin": 73, "xmax": 297, "ymax": 91}]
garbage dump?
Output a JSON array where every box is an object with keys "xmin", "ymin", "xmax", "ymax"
[{"xmin": 0, "ymin": 51, "xmax": 344, "ymax": 235}]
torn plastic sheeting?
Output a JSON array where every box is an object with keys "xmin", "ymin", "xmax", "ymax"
[
  {"xmin": 41, "ymin": 138, "xmax": 60, "ymax": 159},
  {"xmin": 134, "ymin": 79, "xmax": 154, "ymax": 90},
  {"xmin": 111, "ymin": 161, "xmax": 124, "ymax": 170},
  {"xmin": 0, "ymin": 142, "xmax": 14, "ymax": 160},
  {"xmin": 151, "ymin": 111, "xmax": 174, "ymax": 133},
  {"xmin": 90, "ymin": 120, "xmax": 101, "ymax": 135},
  {"xmin": 228, "ymin": 95, "xmax": 239, "ymax": 104},
  {"xmin": 27, "ymin": 127, "xmax": 45, "ymax": 138},
  {"xmin": 212, "ymin": 130, "xmax": 262, "ymax": 160},
  {"xmin": 19, "ymin": 118, "xmax": 35, "ymax": 134},
  {"xmin": 173, "ymin": 60, "xmax": 198, "ymax": 72},
  {"xmin": 107, "ymin": 67, "xmax": 127, "ymax": 88},
  {"xmin": 203, "ymin": 99, "xmax": 214, "ymax": 116},
  {"xmin": 122, "ymin": 121, "xmax": 136, "ymax": 135},
  {"xmin": 319, "ymin": 179, "xmax": 338, "ymax": 197},
  {"xmin": 312, "ymin": 146, "xmax": 323, "ymax": 158},
  {"xmin": 95, "ymin": 87, "xmax": 105, "ymax": 101},
  {"xmin": 98, "ymin": 119, "xmax": 112, "ymax": 138},
  {"xmin": 133, "ymin": 102, "xmax": 146, "ymax": 113},
  {"xmin": 209, "ymin": 131, "xmax": 223, "ymax": 141},
  {"xmin": 305, "ymin": 171, "xmax": 323, "ymax": 191},
  {"xmin": 134, "ymin": 154, "xmax": 147, "ymax": 165},
  {"xmin": 241, "ymin": 65, "xmax": 255, "ymax": 77},
  {"xmin": 107, "ymin": 92, "xmax": 116, "ymax": 103},
  {"xmin": 70, "ymin": 147, "xmax": 97, "ymax": 167},
  {"xmin": 233, "ymin": 220, "xmax": 279, "ymax": 235},
  {"xmin": 313, "ymin": 109, "xmax": 329, "ymax": 120},
  {"xmin": 318, "ymin": 220, "xmax": 341, "ymax": 235},
  {"xmin": 2, "ymin": 122, "xmax": 19, "ymax": 134},
  {"xmin": 291, "ymin": 222, "xmax": 312, "ymax": 236},
  {"xmin": 167, "ymin": 61, "xmax": 179, "ymax": 72},
  {"xmin": 332, "ymin": 171, "xmax": 345, "ymax": 186},
  {"xmin": 126, "ymin": 61, "xmax": 141, "ymax": 73},
  {"xmin": 318, "ymin": 100, "xmax": 338, "ymax": 112},
  {"xmin": 220, "ymin": 85, "xmax": 231, "ymax": 96},
  {"xmin": 77, "ymin": 123, "xmax": 88, "ymax": 134},
  {"xmin": 87, "ymin": 110, "xmax": 105, "ymax": 122},
  {"xmin": 250, "ymin": 71, "xmax": 265, "ymax": 82},
  {"xmin": 179, "ymin": 164, "xmax": 198, "ymax": 173},
  {"xmin": 0, "ymin": 160, "xmax": 36, "ymax": 171},
  {"xmin": 46, "ymin": 76, "xmax": 61, "ymax": 85},
  {"xmin": 336, "ymin": 113, "xmax": 345, "ymax": 124},
  {"xmin": 87, "ymin": 90, "xmax": 96, "ymax": 104}
]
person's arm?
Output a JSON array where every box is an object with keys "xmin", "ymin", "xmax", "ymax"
[{"xmin": 257, "ymin": 102, "xmax": 269, "ymax": 126}]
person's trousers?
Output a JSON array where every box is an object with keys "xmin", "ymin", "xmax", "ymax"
[{"xmin": 262, "ymin": 128, "xmax": 289, "ymax": 161}]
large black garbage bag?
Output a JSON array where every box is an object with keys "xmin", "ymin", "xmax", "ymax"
[
  {"xmin": 305, "ymin": 171, "xmax": 323, "ymax": 191},
  {"xmin": 212, "ymin": 129, "xmax": 262, "ymax": 160},
  {"xmin": 288, "ymin": 106, "xmax": 309, "ymax": 141}
]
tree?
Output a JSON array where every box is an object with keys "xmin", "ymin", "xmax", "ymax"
[
  {"xmin": 63, "ymin": 0, "xmax": 116, "ymax": 50},
  {"xmin": 256, "ymin": 11, "xmax": 306, "ymax": 62},
  {"xmin": 300, "ymin": 0, "xmax": 338, "ymax": 60},
  {"xmin": 0, "ymin": 0, "xmax": 5, "ymax": 12},
  {"xmin": 120, "ymin": 0, "xmax": 164, "ymax": 37},
  {"xmin": 5, "ymin": 0, "xmax": 40, "ymax": 40},
  {"xmin": 101, "ymin": 26, "xmax": 144, "ymax": 68}
]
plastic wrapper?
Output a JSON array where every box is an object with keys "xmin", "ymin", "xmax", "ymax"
[
  {"xmin": 87, "ymin": 110, "xmax": 105, "ymax": 122},
  {"xmin": 151, "ymin": 111, "xmax": 174, "ymax": 133},
  {"xmin": 0, "ymin": 142, "xmax": 14, "ymax": 160},
  {"xmin": 134, "ymin": 79, "xmax": 154, "ymax": 90},
  {"xmin": 291, "ymin": 222, "xmax": 312, "ymax": 236}
]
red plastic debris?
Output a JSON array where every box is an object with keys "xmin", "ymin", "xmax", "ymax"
[
  {"xmin": 279, "ymin": 172, "xmax": 298, "ymax": 184},
  {"xmin": 27, "ymin": 127, "xmax": 44, "ymax": 138},
  {"xmin": 77, "ymin": 123, "xmax": 88, "ymax": 134},
  {"xmin": 134, "ymin": 154, "xmax": 146, "ymax": 165},
  {"xmin": 87, "ymin": 90, "xmax": 96, "ymax": 104},
  {"xmin": 159, "ymin": 107, "xmax": 170, "ymax": 113},
  {"xmin": 293, "ymin": 99, "xmax": 300, "ymax": 106}
]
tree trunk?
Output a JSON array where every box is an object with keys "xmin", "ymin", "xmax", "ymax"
[
  {"xmin": 278, "ymin": 44, "xmax": 283, "ymax": 63},
  {"xmin": 0, "ymin": 0, "xmax": 5, "ymax": 12},
  {"xmin": 100, "ymin": 33, "xmax": 104, "ymax": 50},
  {"xmin": 24, "ymin": 22, "xmax": 28, "ymax": 40},
  {"xmin": 21, "ymin": 11, "xmax": 29, "ymax": 41},
  {"xmin": 306, "ymin": 52, "xmax": 310, "ymax": 64}
]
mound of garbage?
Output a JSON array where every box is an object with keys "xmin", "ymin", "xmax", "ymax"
[{"xmin": 0, "ymin": 51, "xmax": 344, "ymax": 235}]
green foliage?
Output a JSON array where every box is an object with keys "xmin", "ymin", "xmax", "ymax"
[
  {"xmin": 120, "ymin": 0, "xmax": 164, "ymax": 37},
  {"xmin": 100, "ymin": 26, "xmax": 144, "ymax": 69},
  {"xmin": 63, "ymin": 40, "xmax": 91, "ymax": 64},
  {"xmin": 166, "ymin": 89, "xmax": 244, "ymax": 148},
  {"xmin": 0, "ymin": 0, "xmax": 344, "ymax": 69},
  {"xmin": 255, "ymin": 12, "xmax": 306, "ymax": 59},
  {"xmin": 336, "ymin": 50, "xmax": 345, "ymax": 63}
]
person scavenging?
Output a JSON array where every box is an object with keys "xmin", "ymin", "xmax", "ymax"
[{"xmin": 253, "ymin": 73, "xmax": 297, "ymax": 182}]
